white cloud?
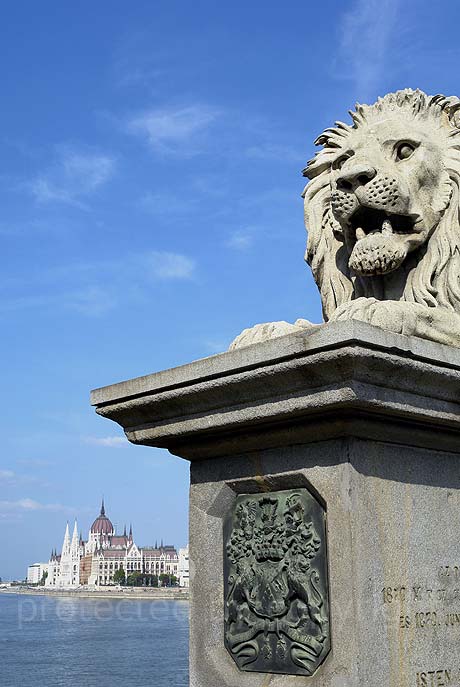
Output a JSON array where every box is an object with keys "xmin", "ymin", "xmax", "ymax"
[
  {"xmin": 0, "ymin": 468, "xmax": 51, "ymax": 488},
  {"xmin": 0, "ymin": 498, "xmax": 72, "ymax": 513},
  {"xmin": 226, "ymin": 227, "xmax": 258, "ymax": 251},
  {"xmin": 65, "ymin": 286, "xmax": 116, "ymax": 317},
  {"xmin": 0, "ymin": 250, "xmax": 197, "ymax": 319},
  {"xmin": 126, "ymin": 104, "xmax": 218, "ymax": 154},
  {"xmin": 30, "ymin": 146, "xmax": 116, "ymax": 207},
  {"xmin": 338, "ymin": 0, "xmax": 400, "ymax": 98},
  {"xmin": 83, "ymin": 435, "xmax": 129, "ymax": 448},
  {"xmin": 148, "ymin": 251, "xmax": 196, "ymax": 279}
]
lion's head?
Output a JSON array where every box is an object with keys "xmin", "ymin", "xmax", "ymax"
[{"xmin": 303, "ymin": 89, "xmax": 460, "ymax": 320}]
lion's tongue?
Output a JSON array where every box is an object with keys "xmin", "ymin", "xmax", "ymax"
[
  {"xmin": 382, "ymin": 218, "xmax": 393, "ymax": 236},
  {"xmin": 356, "ymin": 216, "xmax": 393, "ymax": 241}
]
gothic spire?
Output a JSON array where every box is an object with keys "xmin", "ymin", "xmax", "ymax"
[
  {"xmin": 100, "ymin": 497, "xmax": 105, "ymax": 516},
  {"xmin": 71, "ymin": 520, "xmax": 79, "ymax": 552},
  {"xmin": 62, "ymin": 522, "xmax": 70, "ymax": 555}
]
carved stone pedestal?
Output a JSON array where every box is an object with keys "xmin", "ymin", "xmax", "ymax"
[{"xmin": 91, "ymin": 321, "xmax": 460, "ymax": 687}]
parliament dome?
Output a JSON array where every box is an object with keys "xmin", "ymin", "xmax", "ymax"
[{"xmin": 90, "ymin": 499, "xmax": 114, "ymax": 535}]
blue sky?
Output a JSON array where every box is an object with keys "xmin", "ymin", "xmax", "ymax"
[{"xmin": 1, "ymin": 0, "xmax": 460, "ymax": 579}]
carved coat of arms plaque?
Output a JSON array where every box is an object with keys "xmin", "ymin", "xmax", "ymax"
[{"xmin": 224, "ymin": 488, "xmax": 330, "ymax": 676}]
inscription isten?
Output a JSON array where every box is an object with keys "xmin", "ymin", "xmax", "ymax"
[
  {"xmin": 223, "ymin": 488, "xmax": 330, "ymax": 677},
  {"xmin": 379, "ymin": 568, "xmax": 460, "ymax": 684}
]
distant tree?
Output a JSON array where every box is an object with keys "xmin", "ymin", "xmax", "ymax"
[
  {"xmin": 40, "ymin": 571, "xmax": 48, "ymax": 586},
  {"xmin": 113, "ymin": 566, "xmax": 125, "ymax": 585},
  {"xmin": 141, "ymin": 574, "xmax": 158, "ymax": 587},
  {"xmin": 159, "ymin": 573, "xmax": 178, "ymax": 587},
  {"xmin": 127, "ymin": 572, "xmax": 142, "ymax": 586}
]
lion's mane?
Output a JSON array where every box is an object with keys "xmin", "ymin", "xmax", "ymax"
[{"xmin": 303, "ymin": 89, "xmax": 460, "ymax": 320}]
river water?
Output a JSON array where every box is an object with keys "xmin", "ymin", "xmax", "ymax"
[{"xmin": 0, "ymin": 594, "xmax": 189, "ymax": 687}]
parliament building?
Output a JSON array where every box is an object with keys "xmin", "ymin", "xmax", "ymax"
[{"xmin": 40, "ymin": 500, "xmax": 189, "ymax": 588}]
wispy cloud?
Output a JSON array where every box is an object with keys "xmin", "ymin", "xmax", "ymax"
[
  {"xmin": 83, "ymin": 435, "xmax": 129, "ymax": 448},
  {"xmin": 226, "ymin": 227, "xmax": 257, "ymax": 251},
  {"xmin": 148, "ymin": 251, "xmax": 196, "ymax": 279},
  {"xmin": 29, "ymin": 146, "xmax": 116, "ymax": 207},
  {"xmin": 337, "ymin": 0, "xmax": 400, "ymax": 99},
  {"xmin": 0, "ymin": 498, "xmax": 73, "ymax": 513},
  {"xmin": 0, "ymin": 250, "xmax": 197, "ymax": 317},
  {"xmin": 126, "ymin": 104, "xmax": 219, "ymax": 155},
  {"xmin": 65, "ymin": 286, "xmax": 116, "ymax": 316},
  {"xmin": 0, "ymin": 468, "xmax": 52, "ymax": 488}
]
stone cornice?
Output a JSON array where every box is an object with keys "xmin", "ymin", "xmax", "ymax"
[{"xmin": 91, "ymin": 321, "xmax": 460, "ymax": 459}]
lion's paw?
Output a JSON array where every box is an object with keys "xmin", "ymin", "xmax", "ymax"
[
  {"xmin": 329, "ymin": 298, "xmax": 378, "ymax": 323},
  {"xmin": 229, "ymin": 320, "xmax": 314, "ymax": 351}
]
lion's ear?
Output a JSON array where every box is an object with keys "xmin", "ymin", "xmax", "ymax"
[{"xmin": 303, "ymin": 181, "xmax": 353, "ymax": 320}]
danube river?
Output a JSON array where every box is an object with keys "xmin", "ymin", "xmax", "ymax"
[{"xmin": 0, "ymin": 594, "xmax": 189, "ymax": 686}]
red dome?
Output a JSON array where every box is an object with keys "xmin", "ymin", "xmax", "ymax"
[{"xmin": 91, "ymin": 500, "xmax": 113, "ymax": 535}]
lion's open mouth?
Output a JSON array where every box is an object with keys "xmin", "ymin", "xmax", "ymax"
[{"xmin": 349, "ymin": 207, "xmax": 415, "ymax": 241}]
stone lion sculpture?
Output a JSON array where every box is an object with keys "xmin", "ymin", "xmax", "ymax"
[{"xmin": 231, "ymin": 89, "xmax": 460, "ymax": 350}]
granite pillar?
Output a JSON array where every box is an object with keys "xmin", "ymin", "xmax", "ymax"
[{"xmin": 91, "ymin": 321, "xmax": 460, "ymax": 687}]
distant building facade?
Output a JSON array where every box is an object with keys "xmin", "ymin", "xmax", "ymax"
[
  {"xmin": 179, "ymin": 547, "xmax": 189, "ymax": 588},
  {"xmin": 27, "ymin": 562, "xmax": 48, "ymax": 585},
  {"xmin": 35, "ymin": 500, "xmax": 185, "ymax": 588}
]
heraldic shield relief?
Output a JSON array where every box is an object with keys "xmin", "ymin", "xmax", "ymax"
[{"xmin": 224, "ymin": 488, "xmax": 330, "ymax": 676}]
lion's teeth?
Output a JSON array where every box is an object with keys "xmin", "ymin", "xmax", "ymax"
[
  {"xmin": 382, "ymin": 218, "xmax": 393, "ymax": 236},
  {"xmin": 356, "ymin": 227, "xmax": 366, "ymax": 241}
]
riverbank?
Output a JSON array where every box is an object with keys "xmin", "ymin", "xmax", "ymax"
[{"xmin": 0, "ymin": 585, "xmax": 189, "ymax": 601}]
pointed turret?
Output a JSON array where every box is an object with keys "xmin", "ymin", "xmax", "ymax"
[
  {"xmin": 62, "ymin": 522, "xmax": 70, "ymax": 556},
  {"xmin": 129, "ymin": 524, "xmax": 133, "ymax": 542},
  {"xmin": 100, "ymin": 497, "xmax": 105, "ymax": 516},
  {"xmin": 71, "ymin": 520, "xmax": 79, "ymax": 550},
  {"xmin": 123, "ymin": 524, "xmax": 127, "ymax": 537}
]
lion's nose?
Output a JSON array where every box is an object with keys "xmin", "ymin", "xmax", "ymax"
[{"xmin": 336, "ymin": 165, "xmax": 377, "ymax": 191}]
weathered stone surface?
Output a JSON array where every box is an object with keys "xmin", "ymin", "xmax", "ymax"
[
  {"xmin": 231, "ymin": 89, "xmax": 460, "ymax": 350},
  {"xmin": 91, "ymin": 323, "xmax": 460, "ymax": 686},
  {"xmin": 189, "ymin": 439, "xmax": 460, "ymax": 687}
]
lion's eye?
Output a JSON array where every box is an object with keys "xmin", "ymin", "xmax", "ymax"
[
  {"xmin": 396, "ymin": 142, "xmax": 416, "ymax": 160},
  {"xmin": 333, "ymin": 154, "xmax": 352, "ymax": 170}
]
